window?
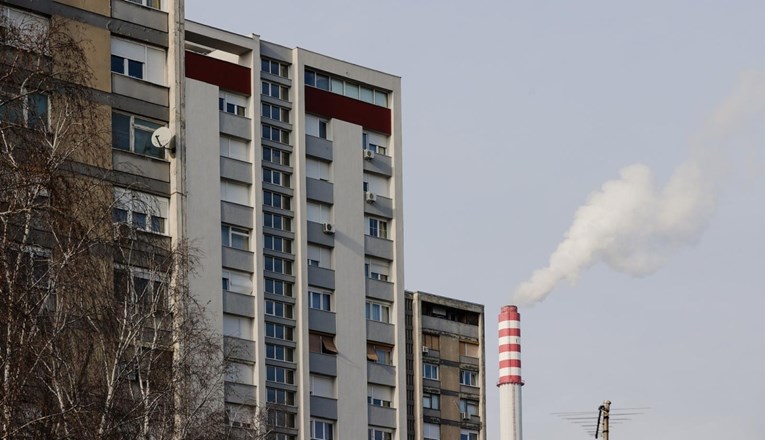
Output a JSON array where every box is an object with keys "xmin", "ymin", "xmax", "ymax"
[
  {"xmin": 220, "ymin": 180, "xmax": 250, "ymax": 205},
  {"xmin": 223, "ymin": 314, "xmax": 252, "ymax": 339},
  {"xmin": 113, "ymin": 267, "xmax": 166, "ymax": 308},
  {"xmin": 265, "ymin": 343, "xmax": 294, "ymax": 362},
  {"xmin": 0, "ymin": 91, "xmax": 48, "ymax": 128},
  {"xmin": 264, "ymin": 190, "xmax": 290, "ymax": 209},
  {"xmin": 423, "ymin": 333, "xmax": 440, "ymax": 351},
  {"xmin": 265, "ymin": 322, "xmax": 293, "ymax": 341},
  {"xmin": 218, "ymin": 92, "xmax": 247, "ymax": 116},
  {"xmin": 306, "ymin": 115, "xmax": 329, "ymax": 139},
  {"xmin": 309, "ymin": 332, "xmax": 338, "ymax": 355},
  {"xmin": 221, "ymin": 225, "xmax": 250, "ymax": 250},
  {"xmin": 269, "ymin": 409, "xmax": 296, "ymax": 428},
  {"xmin": 111, "ymin": 38, "xmax": 165, "ymax": 85},
  {"xmin": 423, "ymin": 363, "xmax": 439, "ymax": 380},
  {"xmin": 307, "ymin": 202, "xmax": 332, "ymax": 224},
  {"xmin": 263, "ymin": 146, "xmax": 289, "ymax": 166},
  {"xmin": 261, "ymin": 58, "xmax": 288, "ymax": 78},
  {"xmin": 308, "ymin": 290, "xmax": 331, "ymax": 311},
  {"xmin": 267, "ymin": 366, "xmax": 295, "ymax": 384},
  {"xmin": 307, "ymin": 245, "xmax": 331, "ymax": 269},
  {"xmin": 220, "ymin": 136, "xmax": 249, "ymax": 162},
  {"xmin": 111, "ymin": 112, "xmax": 165, "ymax": 159},
  {"xmin": 423, "ymin": 392, "xmax": 440, "ymax": 410},
  {"xmin": 225, "ymin": 362, "xmax": 254, "ymax": 385},
  {"xmin": 310, "ymin": 419, "xmax": 333, "ymax": 440},
  {"xmin": 363, "ymin": 131, "xmax": 388, "ymax": 155},
  {"xmin": 113, "ymin": 188, "xmax": 168, "ymax": 234},
  {"xmin": 263, "ymin": 168, "xmax": 290, "ymax": 186},
  {"xmin": 368, "ymin": 429, "xmax": 392, "ymax": 440},
  {"xmin": 310, "ymin": 374, "xmax": 335, "ymax": 398},
  {"xmin": 264, "ymin": 234, "xmax": 291, "ymax": 253},
  {"xmin": 367, "ymin": 344, "xmax": 392, "ymax": 365},
  {"xmin": 363, "ymin": 172, "xmax": 389, "ymax": 197},
  {"xmin": 366, "ymin": 301, "xmax": 391, "ymax": 323},
  {"xmin": 262, "ymin": 102, "xmax": 289, "ymax": 122},
  {"xmin": 265, "ymin": 299, "xmax": 293, "ymax": 318},
  {"xmin": 265, "ymin": 278, "xmax": 292, "ymax": 297},
  {"xmin": 460, "ymin": 341, "xmax": 480, "ymax": 358},
  {"xmin": 262, "ymin": 124, "xmax": 289, "ymax": 144},
  {"xmin": 423, "ymin": 423, "xmax": 441, "ymax": 440},
  {"xmin": 125, "ymin": 0, "xmax": 161, "ymax": 9},
  {"xmin": 460, "ymin": 431, "xmax": 478, "ymax": 440},
  {"xmin": 264, "ymin": 213, "xmax": 291, "ymax": 231},
  {"xmin": 305, "ymin": 69, "xmax": 389, "ymax": 108},
  {"xmin": 265, "ymin": 256, "xmax": 292, "ymax": 275},
  {"xmin": 261, "ymin": 81, "xmax": 288, "ymax": 100},
  {"xmin": 226, "ymin": 404, "xmax": 254, "ymax": 429},
  {"xmin": 267, "ymin": 387, "xmax": 295, "ymax": 406},
  {"xmin": 306, "ymin": 158, "xmax": 331, "ymax": 181},
  {"xmin": 367, "ymin": 217, "xmax": 388, "ymax": 238},
  {"xmin": 222, "ymin": 270, "xmax": 252, "ymax": 294},
  {"xmin": 367, "ymin": 384, "xmax": 392, "ymax": 408},
  {"xmin": 0, "ymin": 7, "xmax": 49, "ymax": 49},
  {"xmin": 460, "ymin": 369, "xmax": 479, "ymax": 387},
  {"xmin": 365, "ymin": 258, "xmax": 390, "ymax": 281},
  {"xmin": 459, "ymin": 399, "xmax": 479, "ymax": 417}
]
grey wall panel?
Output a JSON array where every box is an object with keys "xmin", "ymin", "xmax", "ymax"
[
  {"xmin": 98, "ymin": 90, "xmax": 169, "ymax": 122},
  {"xmin": 367, "ymin": 363, "xmax": 396, "ymax": 387},
  {"xmin": 306, "ymin": 221, "xmax": 335, "ymax": 247},
  {"xmin": 112, "ymin": 73, "xmax": 169, "ymax": 107},
  {"xmin": 421, "ymin": 315, "xmax": 480, "ymax": 339},
  {"xmin": 365, "ymin": 279, "xmax": 394, "ymax": 302},
  {"xmin": 364, "ymin": 195, "xmax": 393, "ymax": 219},
  {"xmin": 221, "ymin": 247, "xmax": 255, "ymax": 273},
  {"xmin": 364, "ymin": 235, "xmax": 394, "ymax": 261},
  {"xmin": 221, "ymin": 202, "xmax": 254, "ymax": 229},
  {"xmin": 220, "ymin": 157, "xmax": 253, "ymax": 184},
  {"xmin": 223, "ymin": 336, "xmax": 257, "ymax": 362},
  {"xmin": 223, "ymin": 291, "xmax": 256, "ymax": 318},
  {"xmin": 308, "ymin": 309, "xmax": 336, "ymax": 334},
  {"xmin": 309, "ymin": 353, "xmax": 337, "ymax": 376},
  {"xmin": 363, "ymin": 154, "xmax": 392, "ymax": 177},
  {"xmin": 306, "ymin": 135, "xmax": 333, "ymax": 161},
  {"xmin": 224, "ymin": 382, "xmax": 257, "ymax": 405},
  {"xmin": 112, "ymin": 150, "xmax": 170, "ymax": 182},
  {"xmin": 368, "ymin": 406, "xmax": 397, "ymax": 429},
  {"xmin": 111, "ymin": 0, "xmax": 168, "ymax": 32},
  {"xmin": 310, "ymin": 396, "xmax": 338, "ymax": 420},
  {"xmin": 306, "ymin": 178, "xmax": 334, "ymax": 204},
  {"xmin": 366, "ymin": 321, "xmax": 395, "ymax": 345},
  {"xmin": 307, "ymin": 266, "xmax": 335, "ymax": 290},
  {"xmin": 220, "ymin": 113, "xmax": 252, "ymax": 141}
]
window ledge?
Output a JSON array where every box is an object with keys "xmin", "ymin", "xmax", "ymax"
[{"xmin": 112, "ymin": 147, "xmax": 169, "ymax": 164}]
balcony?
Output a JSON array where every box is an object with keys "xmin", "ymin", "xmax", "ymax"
[
  {"xmin": 365, "ymin": 235, "xmax": 393, "ymax": 260},
  {"xmin": 367, "ymin": 362, "xmax": 396, "ymax": 387},
  {"xmin": 220, "ymin": 112, "xmax": 251, "ymax": 140},
  {"xmin": 223, "ymin": 291, "xmax": 255, "ymax": 318},
  {"xmin": 307, "ymin": 266, "xmax": 335, "ymax": 290},
  {"xmin": 306, "ymin": 178, "xmax": 333, "ymax": 204},
  {"xmin": 368, "ymin": 405, "xmax": 396, "ymax": 429},
  {"xmin": 363, "ymin": 152, "xmax": 392, "ymax": 177},
  {"xmin": 111, "ymin": 73, "xmax": 169, "ymax": 107},
  {"xmin": 309, "ymin": 352, "xmax": 337, "ymax": 376},
  {"xmin": 366, "ymin": 278, "xmax": 394, "ymax": 302},
  {"xmin": 364, "ymin": 194, "xmax": 393, "ymax": 219},
  {"xmin": 221, "ymin": 247, "xmax": 254, "ymax": 273},
  {"xmin": 221, "ymin": 201, "xmax": 253, "ymax": 229},
  {"xmin": 224, "ymin": 381, "xmax": 257, "ymax": 405},
  {"xmin": 308, "ymin": 308, "xmax": 336, "ymax": 334},
  {"xmin": 223, "ymin": 336, "xmax": 256, "ymax": 362},
  {"xmin": 310, "ymin": 396, "xmax": 337, "ymax": 420},
  {"xmin": 421, "ymin": 315, "xmax": 479, "ymax": 339},
  {"xmin": 220, "ymin": 157, "xmax": 253, "ymax": 184},
  {"xmin": 306, "ymin": 135, "xmax": 333, "ymax": 161},
  {"xmin": 367, "ymin": 320, "xmax": 395, "ymax": 345}
]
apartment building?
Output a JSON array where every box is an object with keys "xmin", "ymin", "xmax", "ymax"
[
  {"xmin": 406, "ymin": 291, "xmax": 487, "ymax": 440},
  {"xmin": 183, "ymin": 19, "xmax": 405, "ymax": 440}
]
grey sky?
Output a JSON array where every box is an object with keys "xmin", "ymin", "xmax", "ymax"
[{"xmin": 185, "ymin": 1, "xmax": 765, "ymax": 438}]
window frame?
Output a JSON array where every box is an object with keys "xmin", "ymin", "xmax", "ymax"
[
  {"xmin": 265, "ymin": 299, "xmax": 293, "ymax": 318},
  {"xmin": 111, "ymin": 111, "xmax": 166, "ymax": 159},
  {"xmin": 263, "ymin": 190, "xmax": 290, "ymax": 209},
  {"xmin": 261, "ymin": 80, "xmax": 289, "ymax": 100},
  {"xmin": 262, "ymin": 102, "xmax": 289, "ymax": 122},
  {"xmin": 264, "ymin": 256, "xmax": 292, "ymax": 275},
  {"xmin": 308, "ymin": 290, "xmax": 332, "ymax": 312},
  {"xmin": 459, "ymin": 369, "xmax": 479, "ymax": 387},
  {"xmin": 264, "ymin": 213, "xmax": 291, "ymax": 231},
  {"xmin": 367, "ymin": 217, "xmax": 389, "ymax": 239},
  {"xmin": 262, "ymin": 124, "xmax": 290, "ymax": 144},
  {"xmin": 261, "ymin": 58, "xmax": 289, "ymax": 78},
  {"xmin": 113, "ymin": 187, "xmax": 169, "ymax": 235},
  {"xmin": 221, "ymin": 224, "xmax": 250, "ymax": 250},
  {"xmin": 423, "ymin": 362, "xmax": 439, "ymax": 380},
  {"xmin": 263, "ymin": 146, "xmax": 289, "ymax": 166},
  {"xmin": 365, "ymin": 300, "xmax": 391, "ymax": 323}
]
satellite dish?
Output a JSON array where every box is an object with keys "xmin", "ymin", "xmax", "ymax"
[{"xmin": 151, "ymin": 126, "xmax": 173, "ymax": 150}]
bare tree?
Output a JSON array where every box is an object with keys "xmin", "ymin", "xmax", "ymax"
[{"xmin": 0, "ymin": 9, "xmax": 270, "ymax": 440}]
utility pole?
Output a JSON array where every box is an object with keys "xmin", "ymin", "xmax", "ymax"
[{"xmin": 597, "ymin": 400, "xmax": 611, "ymax": 440}]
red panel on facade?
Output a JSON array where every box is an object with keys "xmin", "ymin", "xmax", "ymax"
[
  {"xmin": 305, "ymin": 86, "xmax": 391, "ymax": 135},
  {"xmin": 185, "ymin": 51, "xmax": 251, "ymax": 96}
]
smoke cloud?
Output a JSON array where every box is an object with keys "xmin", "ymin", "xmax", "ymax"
[{"xmin": 513, "ymin": 71, "xmax": 765, "ymax": 306}]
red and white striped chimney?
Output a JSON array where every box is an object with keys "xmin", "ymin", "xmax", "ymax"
[{"xmin": 498, "ymin": 305, "xmax": 523, "ymax": 440}]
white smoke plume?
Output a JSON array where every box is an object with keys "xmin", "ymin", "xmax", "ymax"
[{"xmin": 513, "ymin": 71, "xmax": 765, "ymax": 306}]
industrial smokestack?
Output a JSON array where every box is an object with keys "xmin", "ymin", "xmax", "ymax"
[{"xmin": 498, "ymin": 305, "xmax": 523, "ymax": 440}]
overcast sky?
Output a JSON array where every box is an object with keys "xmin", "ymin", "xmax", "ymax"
[{"xmin": 185, "ymin": 1, "xmax": 765, "ymax": 438}]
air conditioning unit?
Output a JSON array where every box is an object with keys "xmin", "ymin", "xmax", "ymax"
[
  {"xmin": 461, "ymin": 412, "xmax": 471, "ymax": 420},
  {"xmin": 365, "ymin": 192, "xmax": 377, "ymax": 203},
  {"xmin": 422, "ymin": 346, "xmax": 429, "ymax": 354},
  {"xmin": 322, "ymin": 223, "xmax": 335, "ymax": 234},
  {"xmin": 364, "ymin": 149, "xmax": 375, "ymax": 160}
]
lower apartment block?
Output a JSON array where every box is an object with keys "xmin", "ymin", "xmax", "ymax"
[{"xmin": 406, "ymin": 291, "xmax": 487, "ymax": 440}]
